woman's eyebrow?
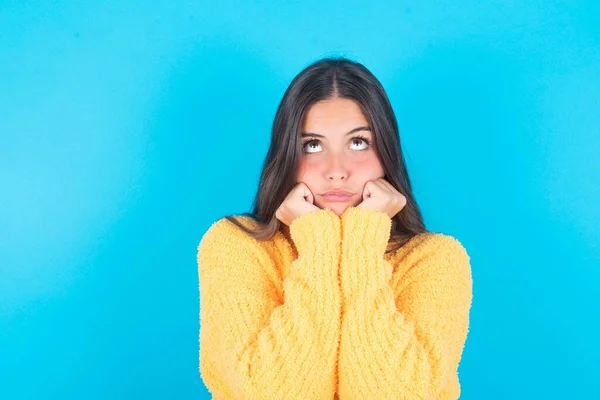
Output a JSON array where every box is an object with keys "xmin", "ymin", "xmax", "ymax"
[{"xmin": 300, "ymin": 126, "xmax": 371, "ymax": 138}]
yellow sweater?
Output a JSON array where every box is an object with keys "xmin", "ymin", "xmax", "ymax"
[{"xmin": 197, "ymin": 207, "xmax": 473, "ymax": 399}]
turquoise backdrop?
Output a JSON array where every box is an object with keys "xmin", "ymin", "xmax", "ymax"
[{"xmin": 1, "ymin": 1, "xmax": 599, "ymax": 398}]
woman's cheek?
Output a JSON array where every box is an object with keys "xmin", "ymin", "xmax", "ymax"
[
  {"xmin": 296, "ymin": 157, "xmax": 309, "ymax": 177},
  {"xmin": 357, "ymin": 154, "xmax": 385, "ymax": 179},
  {"xmin": 297, "ymin": 157, "xmax": 319, "ymax": 178}
]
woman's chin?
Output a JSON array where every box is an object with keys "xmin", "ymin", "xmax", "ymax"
[{"xmin": 319, "ymin": 202, "xmax": 350, "ymax": 216}]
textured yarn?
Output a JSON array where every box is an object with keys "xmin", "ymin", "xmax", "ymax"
[{"xmin": 197, "ymin": 207, "xmax": 473, "ymax": 399}]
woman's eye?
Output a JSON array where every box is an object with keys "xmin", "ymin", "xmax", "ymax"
[
  {"xmin": 350, "ymin": 137, "xmax": 369, "ymax": 150},
  {"xmin": 302, "ymin": 137, "xmax": 370, "ymax": 154},
  {"xmin": 303, "ymin": 140, "xmax": 322, "ymax": 153}
]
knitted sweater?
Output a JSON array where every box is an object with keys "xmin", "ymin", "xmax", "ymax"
[{"xmin": 197, "ymin": 206, "xmax": 473, "ymax": 399}]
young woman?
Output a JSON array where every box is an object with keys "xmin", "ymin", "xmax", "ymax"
[{"xmin": 197, "ymin": 57, "xmax": 473, "ymax": 399}]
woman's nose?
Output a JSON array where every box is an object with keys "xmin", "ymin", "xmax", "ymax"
[{"xmin": 326, "ymin": 152, "xmax": 349, "ymax": 181}]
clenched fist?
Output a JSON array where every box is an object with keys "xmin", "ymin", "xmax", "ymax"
[{"xmin": 275, "ymin": 183, "xmax": 321, "ymax": 226}]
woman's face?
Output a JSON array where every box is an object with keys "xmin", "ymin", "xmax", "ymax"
[{"xmin": 296, "ymin": 97, "xmax": 385, "ymax": 216}]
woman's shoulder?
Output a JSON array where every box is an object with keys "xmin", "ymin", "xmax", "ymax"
[
  {"xmin": 388, "ymin": 232, "xmax": 472, "ymax": 284},
  {"xmin": 199, "ymin": 215, "xmax": 259, "ymax": 246},
  {"xmin": 197, "ymin": 214, "xmax": 282, "ymax": 261},
  {"xmin": 197, "ymin": 215, "xmax": 290, "ymax": 280},
  {"xmin": 398, "ymin": 231, "xmax": 470, "ymax": 262}
]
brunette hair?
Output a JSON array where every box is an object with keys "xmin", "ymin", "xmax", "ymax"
[{"xmin": 224, "ymin": 56, "xmax": 428, "ymax": 254}]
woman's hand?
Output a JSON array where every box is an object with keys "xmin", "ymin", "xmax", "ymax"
[
  {"xmin": 275, "ymin": 182, "xmax": 321, "ymax": 226},
  {"xmin": 355, "ymin": 178, "xmax": 407, "ymax": 218}
]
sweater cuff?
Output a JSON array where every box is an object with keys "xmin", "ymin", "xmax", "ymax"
[
  {"xmin": 340, "ymin": 207, "xmax": 393, "ymax": 298},
  {"xmin": 289, "ymin": 208, "xmax": 341, "ymax": 258},
  {"xmin": 341, "ymin": 206, "xmax": 392, "ymax": 256}
]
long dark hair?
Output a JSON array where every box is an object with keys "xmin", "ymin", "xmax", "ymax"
[{"xmin": 224, "ymin": 56, "xmax": 428, "ymax": 254}]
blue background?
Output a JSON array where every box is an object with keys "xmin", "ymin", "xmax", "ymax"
[{"xmin": 1, "ymin": 1, "xmax": 599, "ymax": 398}]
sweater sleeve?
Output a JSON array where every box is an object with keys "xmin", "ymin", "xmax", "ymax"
[
  {"xmin": 337, "ymin": 207, "xmax": 473, "ymax": 400},
  {"xmin": 197, "ymin": 209, "xmax": 342, "ymax": 400}
]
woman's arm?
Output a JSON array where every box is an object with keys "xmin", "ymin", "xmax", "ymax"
[
  {"xmin": 338, "ymin": 207, "xmax": 473, "ymax": 400},
  {"xmin": 198, "ymin": 209, "xmax": 342, "ymax": 399}
]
